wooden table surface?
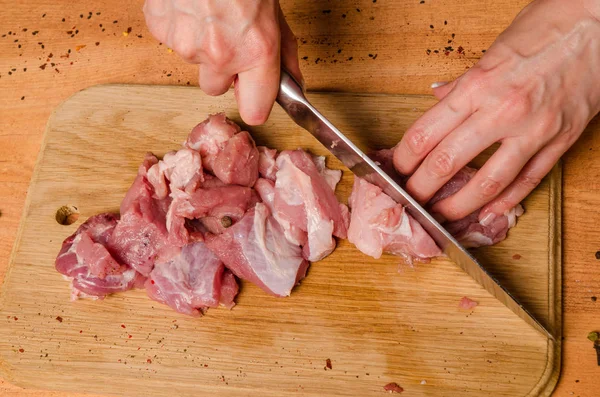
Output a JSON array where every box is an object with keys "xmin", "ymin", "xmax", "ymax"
[{"xmin": 0, "ymin": 1, "xmax": 597, "ymax": 396}]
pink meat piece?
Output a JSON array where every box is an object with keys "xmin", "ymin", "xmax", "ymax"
[
  {"xmin": 348, "ymin": 178, "xmax": 442, "ymax": 262},
  {"xmin": 311, "ymin": 155, "xmax": 343, "ymax": 192},
  {"xmin": 274, "ymin": 150, "xmax": 349, "ymax": 261},
  {"xmin": 184, "ymin": 113, "xmax": 241, "ymax": 172},
  {"xmin": 458, "ymin": 296, "xmax": 478, "ymax": 310},
  {"xmin": 55, "ymin": 213, "xmax": 142, "ymax": 298},
  {"xmin": 254, "ymin": 178, "xmax": 307, "ymax": 246},
  {"xmin": 429, "ymin": 166, "xmax": 524, "ymax": 248},
  {"xmin": 145, "ymin": 242, "xmax": 235, "ymax": 316},
  {"xmin": 147, "ymin": 148, "xmax": 203, "ymax": 199},
  {"xmin": 166, "ymin": 185, "xmax": 257, "ymax": 245},
  {"xmin": 258, "ymin": 146, "xmax": 278, "ymax": 181},
  {"xmin": 212, "ymin": 131, "xmax": 259, "ymax": 187},
  {"xmin": 110, "ymin": 154, "xmax": 178, "ymax": 276},
  {"xmin": 219, "ymin": 270, "xmax": 239, "ymax": 309},
  {"xmin": 205, "ymin": 203, "xmax": 309, "ymax": 297}
]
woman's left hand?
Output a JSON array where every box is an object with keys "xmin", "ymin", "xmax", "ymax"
[{"xmin": 393, "ymin": 0, "xmax": 600, "ymax": 224}]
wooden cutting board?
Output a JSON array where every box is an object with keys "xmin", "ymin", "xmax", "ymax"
[{"xmin": 0, "ymin": 85, "xmax": 561, "ymax": 397}]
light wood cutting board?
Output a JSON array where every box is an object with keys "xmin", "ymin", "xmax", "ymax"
[{"xmin": 0, "ymin": 85, "xmax": 561, "ymax": 396}]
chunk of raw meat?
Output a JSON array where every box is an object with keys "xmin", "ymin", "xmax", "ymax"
[
  {"xmin": 348, "ymin": 178, "xmax": 442, "ymax": 262},
  {"xmin": 458, "ymin": 296, "xmax": 478, "ymax": 310},
  {"xmin": 212, "ymin": 131, "xmax": 259, "ymax": 187},
  {"xmin": 274, "ymin": 150, "xmax": 349, "ymax": 261},
  {"xmin": 219, "ymin": 270, "xmax": 239, "ymax": 309},
  {"xmin": 166, "ymin": 185, "xmax": 257, "ymax": 245},
  {"xmin": 110, "ymin": 154, "xmax": 178, "ymax": 276},
  {"xmin": 147, "ymin": 148, "xmax": 203, "ymax": 199},
  {"xmin": 145, "ymin": 242, "xmax": 237, "ymax": 316},
  {"xmin": 184, "ymin": 113, "xmax": 240, "ymax": 172},
  {"xmin": 55, "ymin": 213, "xmax": 142, "ymax": 298},
  {"xmin": 311, "ymin": 155, "xmax": 343, "ymax": 192},
  {"xmin": 254, "ymin": 178, "xmax": 307, "ymax": 246},
  {"xmin": 257, "ymin": 146, "xmax": 278, "ymax": 180},
  {"xmin": 205, "ymin": 203, "xmax": 309, "ymax": 297},
  {"xmin": 429, "ymin": 166, "xmax": 524, "ymax": 248}
]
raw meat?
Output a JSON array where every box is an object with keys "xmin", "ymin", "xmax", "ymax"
[
  {"xmin": 311, "ymin": 155, "xmax": 343, "ymax": 192},
  {"xmin": 205, "ymin": 203, "xmax": 309, "ymax": 297},
  {"xmin": 219, "ymin": 270, "xmax": 239, "ymax": 309},
  {"xmin": 348, "ymin": 178, "xmax": 442, "ymax": 262},
  {"xmin": 274, "ymin": 150, "xmax": 350, "ymax": 261},
  {"xmin": 348, "ymin": 150, "xmax": 524, "ymax": 261},
  {"xmin": 166, "ymin": 185, "xmax": 257, "ymax": 245},
  {"xmin": 110, "ymin": 154, "xmax": 177, "ymax": 276},
  {"xmin": 184, "ymin": 113, "xmax": 240, "ymax": 172},
  {"xmin": 147, "ymin": 148, "xmax": 203, "ymax": 199},
  {"xmin": 145, "ymin": 242, "xmax": 237, "ymax": 316},
  {"xmin": 55, "ymin": 213, "xmax": 142, "ymax": 298},
  {"xmin": 458, "ymin": 296, "xmax": 478, "ymax": 310},
  {"xmin": 257, "ymin": 146, "xmax": 278, "ymax": 180},
  {"xmin": 429, "ymin": 166, "xmax": 525, "ymax": 248},
  {"xmin": 212, "ymin": 131, "xmax": 259, "ymax": 187},
  {"xmin": 254, "ymin": 178, "xmax": 307, "ymax": 246}
]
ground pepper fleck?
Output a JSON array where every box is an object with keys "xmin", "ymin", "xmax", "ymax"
[
  {"xmin": 18, "ymin": 348, "xmax": 24, "ymax": 353},
  {"xmin": 121, "ymin": 324, "xmax": 126, "ymax": 328},
  {"xmin": 56, "ymin": 316, "xmax": 63, "ymax": 322},
  {"xmin": 325, "ymin": 358, "xmax": 332, "ymax": 370},
  {"xmin": 592, "ymin": 296, "xmax": 597, "ymax": 302},
  {"xmin": 39, "ymin": 63, "xmax": 47, "ymax": 70}
]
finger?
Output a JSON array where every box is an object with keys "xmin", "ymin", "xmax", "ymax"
[
  {"xmin": 166, "ymin": 15, "xmax": 202, "ymax": 63},
  {"xmin": 393, "ymin": 84, "xmax": 473, "ymax": 175},
  {"xmin": 431, "ymin": 80, "xmax": 457, "ymax": 100},
  {"xmin": 405, "ymin": 113, "xmax": 498, "ymax": 203},
  {"xmin": 234, "ymin": 34, "xmax": 280, "ymax": 126},
  {"xmin": 430, "ymin": 139, "xmax": 534, "ymax": 221},
  {"xmin": 198, "ymin": 64, "xmax": 235, "ymax": 96},
  {"xmin": 278, "ymin": 6, "xmax": 304, "ymax": 88},
  {"xmin": 478, "ymin": 139, "xmax": 565, "ymax": 221}
]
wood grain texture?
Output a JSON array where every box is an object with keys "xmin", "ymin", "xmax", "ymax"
[
  {"xmin": 0, "ymin": 1, "xmax": 598, "ymax": 396},
  {"xmin": 0, "ymin": 85, "xmax": 560, "ymax": 396}
]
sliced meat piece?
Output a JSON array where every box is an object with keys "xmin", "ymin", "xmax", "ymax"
[
  {"xmin": 147, "ymin": 148, "xmax": 203, "ymax": 199},
  {"xmin": 219, "ymin": 270, "xmax": 239, "ymax": 309},
  {"xmin": 254, "ymin": 178, "xmax": 307, "ymax": 246},
  {"xmin": 348, "ymin": 178, "xmax": 442, "ymax": 262},
  {"xmin": 429, "ymin": 166, "xmax": 524, "ymax": 248},
  {"xmin": 166, "ymin": 185, "xmax": 257, "ymax": 245},
  {"xmin": 212, "ymin": 131, "xmax": 259, "ymax": 187},
  {"xmin": 145, "ymin": 242, "xmax": 232, "ymax": 316},
  {"xmin": 184, "ymin": 113, "xmax": 241, "ymax": 172},
  {"xmin": 274, "ymin": 150, "xmax": 349, "ymax": 261},
  {"xmin": 458, "ymin": 296, "xmax": 478, "ymax": 310},
  {"xmin": 257, "ymin": 146, "xmax": 278, "ymax": 181},
  {"xmin": 205, "ymin": 203, "xmax": 309, "ymax": 297},
  {"xmin": 55, "ymin": 213, "xmax": 142, "ymax": 298},
  {"xmin": 311, "ymin": 155, "xmax": 343, "ymax": 192},
  {"xmin": 110, "ymin": 154, "xmax": 177, "ymax": 276}
]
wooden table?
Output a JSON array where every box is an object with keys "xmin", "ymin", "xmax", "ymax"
[{"xmin": 0, "ymin": 1, "xmax": 597, "ymax": 396}]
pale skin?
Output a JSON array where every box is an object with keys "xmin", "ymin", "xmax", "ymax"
[{"xmin": 144, "ymin": 0, "xmax": 600, "ymax": 222}]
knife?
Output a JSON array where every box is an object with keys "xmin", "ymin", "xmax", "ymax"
[{"xmin": 276, "ymin": 69, "xmax": 554, "ymax": 341}]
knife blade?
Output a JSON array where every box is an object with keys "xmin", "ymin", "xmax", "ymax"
[{"xmin": 276, "ymin": 69, "xmax": 554, "ymax": 341}]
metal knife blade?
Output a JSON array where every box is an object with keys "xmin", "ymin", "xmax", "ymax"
[{"xmin": 276, "ymin": 69, "xmax": 554, "ymax": 341}]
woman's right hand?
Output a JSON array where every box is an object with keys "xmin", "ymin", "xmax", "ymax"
[{"xmin": 143, "ymin": 0, "xmax": 303, "ymax": 125}]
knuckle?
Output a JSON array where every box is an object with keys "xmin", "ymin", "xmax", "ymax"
[
  {"xmin": 201, "ymin": 25, "xmax": 234, "ymax": 69},
  {"xmin": 172, "ymin": 38, "xmax": 197, "ymax": 62},
  {"xmin": 478, "ymin": 176, "xmax": 503, "ymax": 199},
  {"xmin": 405, "ymin": 126, "xmax": 430, "ymax": 156},
  {"xmin": 502, "ymin": 90, "xmax": 533, "ymax": 122},
  {"xmin": 428, "ymin": 148, "xmax": 455, "ymax": 177},
  {"xmin": 517, "ymin": 174, "xmax": 542, "ymax": 190}
]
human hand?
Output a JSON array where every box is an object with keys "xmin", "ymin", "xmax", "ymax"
[
  {"xmin": 143, "ymin": 0, "xmax": 303, "ymax": 125},
  {"xmin": 393, "ymin": 0, "xmax": 600, "ymax": 223}
]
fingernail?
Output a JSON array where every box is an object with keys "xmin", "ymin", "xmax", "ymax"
[
  {"xmin": 431, "ymin": 81, "xmax": 449, "ymax": 89},
  {"xmin": 479, "ymin": 212, "xmax": 496, "ymax": 227}
]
